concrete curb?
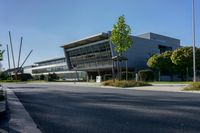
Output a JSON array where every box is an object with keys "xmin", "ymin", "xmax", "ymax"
[
  {"xmin": 0, "ymin": 100, "xmax": 6, "ymax": 113},
  {"xmin": 6, "ymin": 87, "xmax": 42, "ymax": 133},
  {"xmin": 0, "ymin": 87, "xmax": 6, "ymax": 113}
]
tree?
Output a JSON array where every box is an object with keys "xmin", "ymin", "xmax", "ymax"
[
  {"xmin": 40, "ymin": 74, "xmax": 45, "ymax": 80},
  {"xmin": 147, "ymin": 51, "xmax": 175, "ymax": 81},
  {"xmin": 47, "ymin": 73, "xmax": 58, "ymax": 81},
  {"xmin": 110, "ymin": 15, "xmax": 133, "ymax": 80},
  {"xmin": 110, "ymin": 15, "xmax": 133, "ymax": 56},
  {"xmin": 196, "ymin": 48, "xmax": 200, "ymax": 70},
  {"xmin": 147, "ymin": 54, "xmax": 160, "ymax": 70},
  {"xmin": 171, "ymin": 47, "xmax": 193, "ymax": 80}
]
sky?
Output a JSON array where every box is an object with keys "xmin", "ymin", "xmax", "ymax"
[{"xmin": 0, "ymin": 0, "xmax": 199, "ymax": 70}]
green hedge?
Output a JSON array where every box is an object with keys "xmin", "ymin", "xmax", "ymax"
[
  {"xmin": 103, "ymin": 80, "xmax": 151, "ymax": 88},
  {"xmin": 121, "ymin": 71, "xmax": 133, "ymax": 80},
  {"xmin": 138, "ymin": 70, "xmax": 154, "ymax": 81}
]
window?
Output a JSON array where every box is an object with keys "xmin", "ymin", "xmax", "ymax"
[{"xmin": 158, "ymin": 45, "xmax": 172, "ymax": 54}]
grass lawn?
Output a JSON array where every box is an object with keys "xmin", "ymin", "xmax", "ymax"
[{"xmin": 183, "ymin": 82, "xmax": 200, "ymax": 91}]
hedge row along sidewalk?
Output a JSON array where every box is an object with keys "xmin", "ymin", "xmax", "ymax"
[{"xmin": 103, "ymin": 80, "xmax": 151, "ymax": 88}]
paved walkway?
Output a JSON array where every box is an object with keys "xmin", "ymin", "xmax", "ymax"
[{"xmin": 6, "ymin": 87, "xmax": 42, "ymax": 133}]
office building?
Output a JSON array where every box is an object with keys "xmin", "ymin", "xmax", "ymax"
[
  {"xmin": 23, "ymin": 57, "xmax": 86, "ymax": 80},
  {"xmin": 61, "ymin": 32, "xmax": 180, "ymax": 79}
]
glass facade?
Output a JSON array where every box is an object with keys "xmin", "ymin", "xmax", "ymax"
[
  {"xmin": 158, "ymin": 45, "xmax": 172, "ymax": 54},
  {"xmin": 37, "ymin": 58, "xmax": 66, "ymax": 66},
  {"xmin": 32, "ymin": 65, "xmax": 67, "ymax": 74},
  {"xmin": 67, "ymin": 41, "xmax": 112, "ymax": 70}
]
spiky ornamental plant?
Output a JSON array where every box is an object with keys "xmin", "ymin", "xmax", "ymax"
[{"xmin": 110, "ymin": 15, "xmax": 133, "ymax": 56}]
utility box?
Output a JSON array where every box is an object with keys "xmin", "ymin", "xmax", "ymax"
[{"xmin": 96, "ymin": 76, "xmax": 102, "ymax": 83}]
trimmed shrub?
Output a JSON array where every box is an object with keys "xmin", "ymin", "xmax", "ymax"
[
  {"xmin": 103, "ymin": 74, "xmax": 112, "ymax": 81},
  {"xmin": 0, "ymin": 72, "xmax": 9, "ymax": 80},
  {"xmin": 183, "ymin": 82, "xmax": 200, "ymax": 91},
  {"xmin": 138, "ymin": 70, "xmax": 154, "ymax": 81},
  {"xmin": 40, "ymin": 74, "xmax": 45, "ymax": 80},
  {"xmin": 121, "ymin": 71, "xmax": 133, "ymax": 80},
  {"xmin": 103, "ymin": 80, "xmax": 151, "ymax": 88},
  {"xmin": 18, "ymin": 73, "xmax": 33, "ymax": 81},
  {"xmin": 47, "ymin": 73, "xmax": 59, "ymax": 81}
]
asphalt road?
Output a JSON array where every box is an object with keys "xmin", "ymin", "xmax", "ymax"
[{"xmin": 6, "ymin": 83, "xmax": 200, "ymax": 133}]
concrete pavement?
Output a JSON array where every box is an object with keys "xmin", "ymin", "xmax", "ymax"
[
  {"xmin": 29, "ymin": 82, "xmax": 193, "ymax": 93},
  {"xmin": 6, "ymin": 87, "xmax": 42, "ymax": 133}
]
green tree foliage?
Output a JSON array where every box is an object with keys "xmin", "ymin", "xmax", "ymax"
[
  {"xmin": 40, "ymin": 74, "xmax": 45, "ymax": 80},
  {"xmin": 147, "ymin": 51, "xmax": 176, "ymax": 81},
  {"xmin": 196, "ymin": 48, "xmax": 200, "ymax": 70},
  {"xmin": 147, "ymin": 51, "xmax": 175, "ymax": 72},
  {"xmin": 159, "ymin": 51, "xmax": 175, "ymax": 73},
  {"xmin": 110, "ymin": 15, "xmax": 133, "ymax": 55},
  {"xmin": 138, "ymin": 69, "xmax": 154, "ymax": 81},
  {"xmin": 0, "ymin": 72, "xmax": 9, "ymax": 80},
  {"xmin": 171, "ymin": 47, "xmax": 193, "ymax": 69},
  {"xmin": 48, "ymin": 73, "xmax": 58, "ymax": 81},
  {"xmin": 147, "ymin": 54, "xmax": 160, "ymax": 70}
]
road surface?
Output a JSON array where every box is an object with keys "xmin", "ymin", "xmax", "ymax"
[{"xmin": 5, "ymin": 83, "xmax": 200, "ymax": 133}]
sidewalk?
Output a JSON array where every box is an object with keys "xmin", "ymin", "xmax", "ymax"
[
  {"xmin": 6, "ymin": 87, "xmax": 42, "ymax": 133},
  {"xmin": 28, "ymin": 82, "xmax": 196, "ymax": 93}
]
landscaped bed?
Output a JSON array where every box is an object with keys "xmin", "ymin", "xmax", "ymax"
[
  {"xmin": 183, "ymin": 82, "xmax": 200, "ymax": 91},
  {"xmin": 103, "ymin": 80, "xmax": 151, "ymax": 88}
]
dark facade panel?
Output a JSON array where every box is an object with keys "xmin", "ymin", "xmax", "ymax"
[{"xmin": 65, "ymin": 40, "xmax": 112, "ymax": 71}]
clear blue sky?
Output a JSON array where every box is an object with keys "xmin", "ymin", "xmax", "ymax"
[{"xmin": 0, "ymin": 0, "xmax": 199, "ymax": 69}]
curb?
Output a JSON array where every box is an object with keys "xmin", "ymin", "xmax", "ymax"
[
  {"xmin": 6, "ymin": 87, "xmax": 42, "ymax": 133},
  {"xmin": 0, "ymin": 87, "xmax": 6, "ymax": 113},
  {"xmin": 0, "ymin": 100, "xmax": 6, "ymax": 113}
]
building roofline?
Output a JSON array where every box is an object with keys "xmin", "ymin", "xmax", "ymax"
[
  {"xmin": 60, "ymin": 32, "xmax": 109, "ymax": 49},
  {"xmin": 34, "ymin": 57, "xmax": 65, "ymax": 64},
  {"xmin": 137, "ymin": 32, "xmax": 180, "ymax": 41}
]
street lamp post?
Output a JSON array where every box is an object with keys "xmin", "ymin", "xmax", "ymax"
[{"xmin": 192, "ymin": 0, "xmax": 196, "ymax": 82}]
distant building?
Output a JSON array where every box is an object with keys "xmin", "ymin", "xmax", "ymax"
[
  {"xmin": 61, "ymin": 32, "xmax": 180, "ymax": 80},
  {"xmin": 23, "ymin": 57, "xmax": 86, "ymax": 80}
]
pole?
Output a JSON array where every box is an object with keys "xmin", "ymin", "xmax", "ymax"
[
  {"xmin": 192, "ymin": 0, "xmax": 196, "ymax": 82},
  {"xmin": 112, "ymin": 60, "xmax": 115, "ymax": 82},
  {"xmin": 6, "ymin": 45, "xmax": 12, "ymax": 80},
  {"xmin": 126, "ymin": 60, "xmax": 128, "ymax": 80},
  {"xmin": 9, "ymin": 31, "xmax": 16, "ymax": 69},
  {"xmin": 17, "ymin": 37, "xmax": 23, "ymax": 68},
  {"xmin": 18, "ymin": 50, "xmax": 33, "ymax": 72},
  {"xmin": 9, "ymin": 31, "xmax": 17, "ymax": 79}
]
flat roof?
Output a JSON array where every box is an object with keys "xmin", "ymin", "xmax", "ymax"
[
  {"xmin": 34, "ymin": 57, "xmax": 65, "ymax": 64},
  {"xmin": 61, "ymin": 32, "xmax": 109, "ymax": 49},
  {"xmin": 137, "ymin": 32, "xmax": 180, "ymax": 41}
]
